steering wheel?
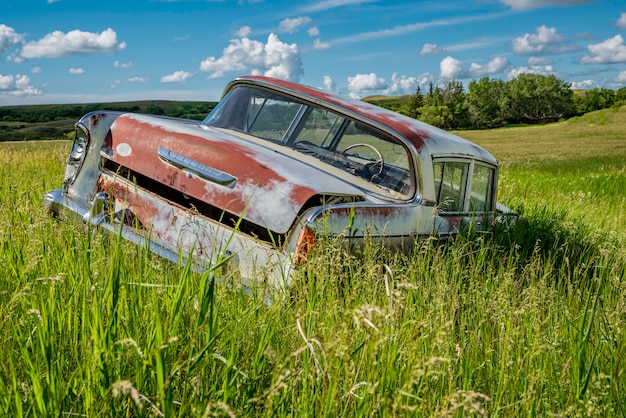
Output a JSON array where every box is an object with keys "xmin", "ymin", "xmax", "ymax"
[{"xmin": 341, "ymin": 143, "xmax": 384, "ymax": 179}]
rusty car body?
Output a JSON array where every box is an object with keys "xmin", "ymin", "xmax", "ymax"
[{"xmin": 45, "ymin": 76, "xmax": 514, "ymax": 290}]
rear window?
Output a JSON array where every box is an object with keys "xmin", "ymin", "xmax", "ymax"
[{"xmin": 433, "ymin": 159, "xmax": 495, "ymax": 213}]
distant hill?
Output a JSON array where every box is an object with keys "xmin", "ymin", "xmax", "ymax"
[{"xmin": 0, "ymin": 100, "xmax": 218, "ymax": 142}]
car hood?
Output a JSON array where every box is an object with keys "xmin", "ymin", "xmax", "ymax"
[{"xmin": 105, "ymin": 113, "xmax": 366, "ymax": 235}]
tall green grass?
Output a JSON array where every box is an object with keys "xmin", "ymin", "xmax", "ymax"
[{"xmin": 1, "ymin": 105, "xmax": 625, "ymax": 418}]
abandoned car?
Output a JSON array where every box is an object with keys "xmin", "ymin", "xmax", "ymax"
[{"xmin": 45, "ymin": 76, "xmax": 514, "ymax": 289}]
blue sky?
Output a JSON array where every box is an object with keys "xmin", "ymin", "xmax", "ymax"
[{"xmin": 1, "ymin": 0, "xmax": 625, "ymax": 106}]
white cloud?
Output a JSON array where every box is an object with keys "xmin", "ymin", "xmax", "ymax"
[
  {"xmin": 160, "ymin": 70, "xmax": 194, "ymax": 83},
  {"xmin": 440, "ymin": 56, "xmax": 465, "ymax": 79},
  {"xmin": 127, "ymin": 77, "xmax": 148, "ymax": 83},
  {"xmin": 299, "ymin": 0, "xmax": 378, "ymax": 13},
  {"xmin": 0, "ymin": 74, "xmax": 41, "ymax": 96},
  {"xmin": 0, "ymin": 24, "xmax": 24, "ymax": 55},
  {"xmin": 69, "ymin": 67, "xmax": 84, "ymax": 75},
  {"xmin": 467, "ymin": 57, "xmax": 510, "ymax": 77},
  {"xmin": 14, "ymin": 28, "xmax": 126, "ymax": 61},
  {"xmin": 347, "ymin": 73, "xmax": 387, "ymax": 98},
  {"xmin": 527, "ymin": 56, "xmax": 552, "ymax": 66},
  {"xmin": 199, "ymin": 33, "xmax": 303, "ymax": 82},
  {"xmin": 381, "ymin": 73, "xmax": 419, "ymax": 95},
  {"xmin": 30, "ymin": 67, "xmax": 42, "ymax": 74},
  {"xmin": 499, "ymin": 0, "xmax": 591, "ymax": 10},
  {"xmin": 313, "ymin": 39, "xmax": 331, "ymax": 50},
  {"xmin": 511, "ymin": 25, "xmax": 578, "ymax": 55},
  {"xmin": 614, "ymin": 71, "xmax": 626, "ymax": 84},
  {"xmin": 323, "ymin": 75, "xmax": 335, "ymax": 92},
  {"xmin": 580, "ymin": 35, "xmax": 626, "ymax": 64},
  {"xmin": 616, "ymin": 13, "xmax": 626, "ymax": 30},
  {"xmin": 419, "ymin": 43, "xmax": 444, "ymax": 55},
  {"xmin": 308, "ymin": 26, "xmax": 320, "ymax": 37},
  {"xmin": 234, "ymin": 26, "xmax": 251, "ymax": 38},
  {"xmin": 505, "ymin": 64, "xmax": 555, "ymax": 79},
  {"xmin": 570, "ymin": 79, "xmax": 598, "ymax": 89},
  {"xmin": 114, "ymin": 60, "xmax": 132, "ymax": 68},
  {"xmin": 440, "ymin": 56, "xmax": 509, "ymax": 79},
  {"xmin": 279, "ymin": 17, "xmax": 311, "ymax": 34}
]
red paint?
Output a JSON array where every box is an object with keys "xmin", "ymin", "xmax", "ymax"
[{"xmin": 106, "ymin": 115, "xmax": 319, "ymax": 234}]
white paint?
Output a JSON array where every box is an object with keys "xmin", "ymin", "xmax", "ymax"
[{"xmin": 116, "ymin": 142, "xmax": 132, "ymax": 157}]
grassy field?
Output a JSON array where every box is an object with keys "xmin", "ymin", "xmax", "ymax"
[{"xmin": 0, "ymin": 107, "xmax": 624, "ymax": 416}]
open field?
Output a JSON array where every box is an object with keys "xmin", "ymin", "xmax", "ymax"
[{"xmin": 0, "ymin": 108, "xmax": 624, "ymax": 416}]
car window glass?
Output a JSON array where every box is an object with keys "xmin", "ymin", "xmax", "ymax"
[
  {"xmin": 246, "ymin": 96, "xmax": 304, "ymax": 142},
  {"xmin": 334, "ymin": 121, "xmax": 412, "ymax": 195},
  {"xmin": 294, "ymin": 107, "xmax": 342, "ymax": 148},
  {"xmin": 433, "ymin": 161, "xmax": 468, "ymax": 212},
  {"xmin": 468, "ymin": 164, "xmax": 494, "ymax": 212}
]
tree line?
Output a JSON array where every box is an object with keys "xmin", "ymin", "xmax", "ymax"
[
  {"xmin": 0, "ymin": 100, "xmax": 217, "ymax": 141},
  {"xmin": 0, "ymin": 101, "xmax": 217, "ymax": 124},
  {"xmin": 370, "ymin": 73, "xmax": 626, "ymax": 130}
]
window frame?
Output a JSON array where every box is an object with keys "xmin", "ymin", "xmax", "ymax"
[{"xmin": 432, "ymin": 157, "xmax": 497, "ymax": 215}]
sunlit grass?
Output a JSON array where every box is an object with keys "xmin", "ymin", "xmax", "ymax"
[{"xmin": 0, "ymin": 105, "xmax": 625, "ymax": 417}]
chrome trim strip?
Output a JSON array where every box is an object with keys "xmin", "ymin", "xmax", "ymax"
[{"xmin": 157, "ymin": 146, "xmax": 237, "ymax": 188}]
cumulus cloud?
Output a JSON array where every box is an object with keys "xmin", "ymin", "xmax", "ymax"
[
  {"xmin": 160, "ymin": 70, "xmax": 193, "ymax": 83},
  {"xmin": 313, "ymin": 39, "xmax": 331, "ymax": 50},
  {"xmin": 127, "ymin": 77, "xmax": 148, "ymax": 83},
  {"xmin": 114, "ymin": 60, "xmax": 132, "ymax": 68},
  {"xmin": 381, "ymin": 73, "xmax": 419, "ymax": 95},
  {"xmin": 0, "ymin": 24, "xmax": 24, "ymax": 55},
  {"xmin": 69, "ymin": 67, "xmax": 84, "ymax": 75},
  {"xmin": 616, "ymin": 13, "xmax": 626, "ymax": 30},
  {"xmin": 499, "ymin": 0, "xmax": 591, "ymax": 10},
  {"xmin": 199, "ymin": 33, "xmax": 303, "ymax": 82},
  {"xmin": 440, "ymin": 56, "xmax": 465, "ymax": 79},
  {"xmin": 614, "ymin": 71, "xmax": 626, "ymax": 84},
  {"xmin": 279, "ymin": 17, "xmax": 312, "ymax": 33},
  {"xmin": 440, "ymin": 56, "xmax": 510, "ymax": 79},
  {"xmin": 570, "ymin": 79, "xmax": 599, "ymax": 89},
  {"xmin": 527, "ymin": 56, "xmax": 552, "ymax": 66},
  {"xmin": 308, "ymin": 26, "xmax": 320, "ymax": 37},
  {"xmin": 347, "ymin": 73, "xmax": 387, "ymax": 97},
  {"xmin": 30, "ymin": 67, "xmax": 42, "ymax": 74},
  {"xmin": 511, "ymin": 25, "xmax": 579, "ymax": 55},
  {"xmin": 467, "ymin": 57, "xmax": 510, "ymax": 77},
  {"xmin": 234, "ymin": 26, "xmax": 251, "ymax": 38},
  {"xmin": 580, "ymin": 35, "xmax": 626, "ymax": 64},
  {"xmin": 345, "ymin": 72, "xmax": 432, "ymax": 98},
  {"xmin": 13, "ymin": 28, "xmax": 126, "ymax": 62},
  {"xmin": 323, "ymin": 75, "xmax": 335, "ymax": 92},
  {"xmin": 419, "ymin": 43, "xmax": 444, "ymax": 55},
  {"xmin": 0, "ymin": 74, "xmax": 41, "ymax": 96},
  {"xmin": 505, "ymin": 64, "xmax": 555, "ymax": 79}
]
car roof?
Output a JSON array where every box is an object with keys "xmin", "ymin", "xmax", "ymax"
[{"xmin": 226, "ymin": 75, "xmax": 498, "ymax": 166}]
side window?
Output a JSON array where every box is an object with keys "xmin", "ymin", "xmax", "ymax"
[
  {"xmin": 337, "ymin": 121, "xmax": 412, "ymax": 195},
  {"xmin": 433, "ymin": 160, "xmax": 495, "ymax": 213},
  {"xmin": 246, "ymin": 96, "xmax": 304, "ymax": 142},
  {"xmin": 294, "ymin": 108, "xmax": 342, "ymax": 148},
  {"xmin": 433, "ymin": 161, "xmax": 469, "ymax": 212},
  {"xmin": 469, "ymin": 164, "xmax": 494, "ymax": 212}
]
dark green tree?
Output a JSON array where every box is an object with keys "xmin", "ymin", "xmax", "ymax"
[
  {"xmin": 406, "ymin": 85, "xmax": 423, "ymax": 119},
  {"xmin": 467, "ymin": 77, "xmax": 510, "ymax": 127},
  {"xmin": 507, "ymin": 74, "xmax": 573, "ymax": 121}
]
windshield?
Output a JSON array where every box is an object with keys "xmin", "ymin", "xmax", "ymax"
[{"xmin": 202, "ymin": 85, "xmax": 414, "ymax": 199}]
